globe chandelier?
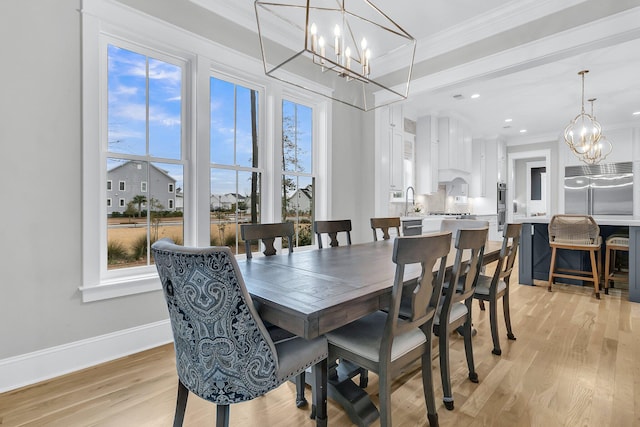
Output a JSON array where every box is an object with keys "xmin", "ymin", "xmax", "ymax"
[{"xmin": 563, "ymin": 70, "xmax": 612, "ymax": 164}]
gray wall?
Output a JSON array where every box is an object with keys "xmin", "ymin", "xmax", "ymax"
[{"xmin": 0, "ymin": 0, "xmax": 374, "ymax": 359}]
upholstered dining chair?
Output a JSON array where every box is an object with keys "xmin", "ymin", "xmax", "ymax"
[
  {"xmin": 151, "ymin": 239, "xmax": 328, "ymax": 427},
  {"xmin": 547, "ymin": 214, "xmax": 602, "ymax": 298},
  {"xmin": 473, "ymin": 223, "xmax": 522, "ymax": 355},
  {"xmin": 240, "ymin": 221, "xmax": 308, "ymax": 407},
  {"xmin": 433, "ymin": 227, "xmax": 488, "ymax": 410},
  {"xmin": 314, "ymin": 219, "xmax": 352, "ymax": 248},
  {"xmin": 370, "ymin": 217, "xmax": 401, "ymax": 241},
  {"xmin": 326, "ymin": 232, "xmax": 452, "ymax": 427},
  {"xmin": 240, "ymin": 222, "xmax": 294, "ymax": 259}
]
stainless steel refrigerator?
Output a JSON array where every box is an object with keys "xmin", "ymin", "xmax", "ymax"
[{"xmin": 564, "ymin": 162, "xmax": 633, "ymax": 215}]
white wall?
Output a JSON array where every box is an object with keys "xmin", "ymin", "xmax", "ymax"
[{"xmin": 0, "ymin": 0, "xmax": 373, "ymax": 390}]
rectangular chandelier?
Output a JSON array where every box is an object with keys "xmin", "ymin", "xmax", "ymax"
[{"xmin": 255, "ymin": 0, "xmax": 416, "ymax": 111}]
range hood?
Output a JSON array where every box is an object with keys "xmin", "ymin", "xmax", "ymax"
[{"xmin": 445, "ymin": 177, "xmax": 469, "ymax": 197}]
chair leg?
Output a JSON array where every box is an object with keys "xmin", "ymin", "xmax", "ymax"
[
  {"xmin": 437, "ymin": 325, "xmax": 454, "ymax": 410},
  {"xmin": 503, "ymin": 291, "xmax": 516, "ymax": 341},
  {"xmin": 378, "ymin": 369, "xmax": 392, "ymax": 427},
  {"xmin": 421, "ymin": 334, "xmax": 439, "ymax": 427},
  {"xmin": 359, "ymin": 368, "xmax": 369, "ymax": 388},
  {"xmin": 216, "ymin": 404, "xmax": 230, "ymax": 427},
  {"xmin": 460, "ymin": 316, "xmax": 478, "ymax": 383},
  {"xmin": 311, "ymin": 359, "xmax": 328, "ymax": 427},
  {"xmin": 548, "ymin": 247, "xmax": 557, "ymax": 292},
  {"xmin": 478, "ymin": 300, "xmax": 486, "ymax": 311},
  {"xmin": 296, "ymin": 372, "xmax": 308, "ymax": 407},
  {"xmin": 604, "ymin": 247, "xmax": 611, "ymax": 294},
  {"xmin": 489, "ymin": 298, "xmax": 501, "ymax": 356},
  {"xmin": 173, "ymin": 380, "xmax": 189, "ymax": 427},
  {"xmin": 590, "ymin": 249, "xmax": 600, "ymax": 299}
]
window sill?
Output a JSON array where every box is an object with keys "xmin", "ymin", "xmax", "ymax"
[{"xmin": 79, "ymin": 272, "xmax": 162, "ymax": 302}]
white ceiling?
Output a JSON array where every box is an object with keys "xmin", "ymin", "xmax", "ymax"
[{"xmin": 194, "ymin": 0, "xmax": 640, "ymax": 140}]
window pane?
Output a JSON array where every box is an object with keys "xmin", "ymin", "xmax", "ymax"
[
  {"xmin": 235, "ymin": 86, "xmax": 258, "ymax": 168},
  {"xmin": 149, "ymin": 57, "xmax": 182, "ymax": 159},
  {"xmin": 107, "ymin": 45, "xmax": 146, "ymax": 155},
  {"xmin": 282, "ymin": 175, "xmax": 314, "ymax": 247},
  {"xmin": 282, "ymin": 100, "xmax": 312, "ymax": 173},
  {"xmin": 106, "ymin": 158, "xmax": 183, "ymax": 269},
  {"xmin": 210, "ymin": 168, "xmax": 261, "ymax": 254},
  {"xmin": 210, "ymin": 78, "xmax": 235, "ymax": 165}
]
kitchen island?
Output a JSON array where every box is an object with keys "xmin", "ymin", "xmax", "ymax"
[{"xmin": 517, "ymin": 216, "xmax": 640, "ymax": 302}]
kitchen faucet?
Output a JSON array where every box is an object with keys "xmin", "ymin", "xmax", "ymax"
[{"xmin": 404, "ymin": 186, "xmax": 415, "ymax": 216}]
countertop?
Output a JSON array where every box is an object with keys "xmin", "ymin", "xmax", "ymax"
[{"xmin": 517, "ymin": 215, "xmax": 640, "ymax": 226}]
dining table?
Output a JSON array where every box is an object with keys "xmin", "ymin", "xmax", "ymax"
[{"xmin": 237, "ymin": 236, "xmax": 503, "ymax": 426}]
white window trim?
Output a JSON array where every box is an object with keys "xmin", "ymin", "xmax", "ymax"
[
  {"xmin": 81, "ymin": 0, "xmax": 330, "ymax": 302},
  {"xmin": 119, "ymin": 198, "xmax": 125, "ymax": 207},
  {"xmin": 107, "ymin": 198, "xmax": 112, "ymax": 207},
  {"xmin": 141, "ymin": 181, "xmax": 147, "ymax": 192},
  {"xmin": 107, "ymin": 180, "xmax": 112, "ymax": 191},
  {"xmin": 168, "ymin": 183, "xmax": 174, "ymax": 193},
  {"xmin": 118, "ymin": 180, "xmax": 125, "ymax": 191}
]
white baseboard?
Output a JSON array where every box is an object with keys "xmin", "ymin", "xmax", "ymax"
[{"xmin": 0, "ymin": 320, "xmax": 173, "ymax": 393}]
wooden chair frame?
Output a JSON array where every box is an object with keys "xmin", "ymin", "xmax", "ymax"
[
  {"xmin": 370, "ymin": 217, "xmax": 401, "ymax": 241},
  {"xmin": 315, "ymin": 220, "xmax": 352, "ymax": 249}
]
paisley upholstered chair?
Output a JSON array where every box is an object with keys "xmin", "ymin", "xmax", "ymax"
[
  {"xmin": 240, "ymin": 222, "xmax": 307, "ymax": 406},
  {"xmin": 151, "ymin": 239, "xmax": 328, "ymax": 427},
  {"xmin": 326, "ymin": 232, "xmax": 452, "ymax": 427}
]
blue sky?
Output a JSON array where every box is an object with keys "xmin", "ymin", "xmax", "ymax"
[{"xmin": 107, "ymin": 44, "xmax": 314, "ymax": 197}]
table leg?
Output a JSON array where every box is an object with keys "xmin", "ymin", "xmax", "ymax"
[{"xmin": 328, "ymin": 360, "xmax": 379, "ymax": 427}]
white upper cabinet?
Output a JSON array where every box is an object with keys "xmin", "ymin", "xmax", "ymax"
[
  {"xmin": 438, "ymin": 117, "xmax": 472, "ymax": 182},
  {"xmin": 415, "ymin": 115, "xmax": 438, "ymax": 194}
]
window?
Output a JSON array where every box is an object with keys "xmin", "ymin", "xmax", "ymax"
[
  {"xmin": 282, "ymin": 99, "xmax": 314, "ymax": 247},
  {"xmin": 105, "ymin": 43, "xmax": 184, "ymax": 271},
  {"xmin": 81, "ymin": 0, "xmax": 329, "ymax": 301},
  {"xmin": 210, "ymin": 76, "xmax": 262, "ymax": 254}
]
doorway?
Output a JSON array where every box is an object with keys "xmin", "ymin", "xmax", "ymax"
[{"xmin": 507, "ymin": 150, "xmax": 551, "ymax": 223}]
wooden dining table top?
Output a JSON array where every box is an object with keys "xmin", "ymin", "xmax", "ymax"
[{"xmin": 237, "ymin": 238, "xmax": 503, "ymax": 339}]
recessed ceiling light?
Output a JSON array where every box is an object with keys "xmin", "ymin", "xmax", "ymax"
[
  {"xmin": 504, "ymin": 118, "xmax": 513, "ymax": 122},
  {"xmin": 519, "ymin": 129, "xmax": 527, "ymax": 133},
  {"xmin": 470, "ymin": 93, "xmax": 480, "ymax": 99},
  {"xmin": 633, "ymin": 111, "xmax": 640, "ymax": 116}
]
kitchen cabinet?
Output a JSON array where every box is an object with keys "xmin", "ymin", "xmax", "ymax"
[
  {"xmin": 389, "ymin": 127, "xmax": 403, "ymax": 190},
  {"xmin": 438, "ymin": 117, "xmax": 472, "ymax": 182},
  {"xmin": 415, "ymin": 115, "xmax": 439, "ymax": 194}
]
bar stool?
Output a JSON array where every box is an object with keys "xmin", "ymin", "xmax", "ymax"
[
  {"xmin": 604, "ymin": 233, "xmax": 629, "ymax": 294},
  {"xmin": 547, "ymin": 215, "xmax": 602, "ymax": 299}
]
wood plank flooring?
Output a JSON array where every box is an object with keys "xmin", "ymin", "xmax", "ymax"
[{"xmin": 2, "ymin": 276, "xmax": 640, "ymax": 426}]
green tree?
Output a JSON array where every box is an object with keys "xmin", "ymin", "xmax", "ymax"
[
  {"xmin": 124, "ymin": 201, "xmax": 137, "ymax": 223},
  {"xmin": 281, "ymin": 114, "xmax": 307, "ymax": 221},
  {"xmin": 132, "ymin": 194, "xmax": 147, "ymax": 218}
]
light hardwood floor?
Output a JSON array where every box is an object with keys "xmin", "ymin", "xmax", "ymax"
[{"xmin": 2, "ymin": 274, "xmax": 639, "ymax": 426}]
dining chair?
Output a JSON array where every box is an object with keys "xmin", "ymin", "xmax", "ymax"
[
  {"xmin": 314, "ymin": 219, "xmax": 352, "ymax": 249},
  {"xmin": 314, "ymin": 218, "xmax": 367, "ymax": 388},
  {"xmin": 547, "ymin": 214, "xmax": 602, "ymax": 298},
  {"xmin": 473, "ymin": 223, "xmax": 522, "ymax": 355},
  {"xmin": 370, "ymin": 217, "xmax": 401, "ymax": 241},
  {"xmin": 151, "ymin": 238, "xmax": 328, "ymax": 427},
  {"xmin": 433, "ymin": 227, "xmax": 488, "ymax": 410},
  {"xmin": 326, "ymin": 232, "xmax": 452, "ymax": 427},
  {"xmin": 240, "ymin": 222, "xmax": 294, "ymax": 259},
  {"xmin": 240, "ymin": 221, "xmax": 308, "ymax": 407}
]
